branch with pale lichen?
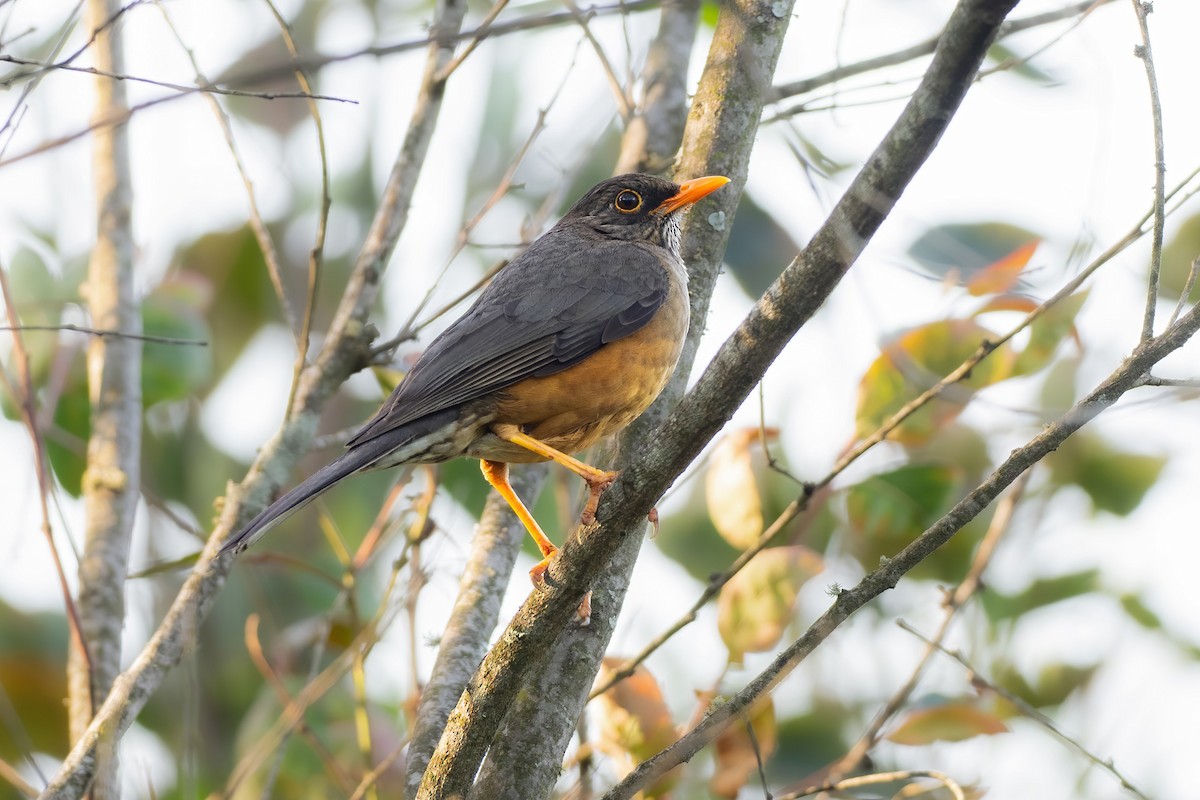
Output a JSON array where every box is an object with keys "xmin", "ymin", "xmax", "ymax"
[
  {"xmin": 402, "ymin": 465, "xmax": 547, "ymax": 796},
  {"xmin": 66, "ymin": 3, "xmax": 140, "ymax": 798},
  {"xmin": 607, "ymin": 302, "xmax": 1199, "ymax": 798},
  {"xmin": 467, "ymin": 4, "xmax": 702, "ymax": 796},
  {"xmin": 417, "ymin": 0, "xmax": 1020, "ymax": 796},
  {"xmin": 37, "ymin": 1, "xmax": 470, "ymax": 796}
]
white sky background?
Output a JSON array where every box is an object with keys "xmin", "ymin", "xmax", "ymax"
[{"xmin": 2, "ymin": 0, "xmax": 1199, "ymax": 797}]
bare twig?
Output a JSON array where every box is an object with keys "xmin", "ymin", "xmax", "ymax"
[
  {"xmin": 0, "ymin": 54, "xmax": 356, "ymax": 102},
  {"xmin": 263, "ymin": 0, "xmax": 332, "ymax": 419},
  {"xmin": 769, "ymin": 0, "xmax": 1112, "ymax": 102},
  {"xmin": 0, "ymin": 757, "xmax": 37, "ymax": 799},
  {"xmin": 1166, "ymin": 256, "xmax": 1199, "ymax": 328},
  {"xmin": 38, "ymin": 1, "xmax": 470, "ymax": 794},
  {"xmin": 435, "ymin": 0, "xmax": 510, "ymax": 82},
  {"xmin": 825, "ymin": 472, "xmax": 1031, "ymax": 783},
  {"xmin": 0, "ymin": 323, "xmax": 204, "ymax": 345},
  {"xmin": 778, "ymin": 769, "xmax": 966, "ymax": 800},
  {"xmin": 156, "ymin": 2, "xmax": 297, "ymax": 342},
  {"xmin": 898, "ymin": 621, "xmax": 1150, "ymax": 799},
  {"xmin": 242, "ymin": 616, "xmax": 357, "ymax": 796},
  {"xmin": 1130, "ymin": 0, "xmax": 1167, "ymax": 341},
  {"xmin": 562, "ymin": 0, "xmax": 633, "ymax": 121}
]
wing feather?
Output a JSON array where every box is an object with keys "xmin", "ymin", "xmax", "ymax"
[{"xmin": 346, "ymin": 232, "xmax": 670, "ymax": 448}]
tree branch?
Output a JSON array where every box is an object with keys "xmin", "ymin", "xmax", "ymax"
[
  {"xmin": 606, "ymin": 298, "xmax": 1200, "ymax": 799},
  {"xmin": 403, "ymin": 465, "xmax": 547, "ymax": 796},
  {"xmin": 36, "ymin": 1, "xmax": 470, "ymax": 795},
  {"xmin": 468, "ymin": 3, "xmax": 703, "ymax": 795},
  {"xmin": 417, "ymin": 0, "xmax": 1019, "ymax": 796},
  {"xmin": 66, "ymin": 2, "xmax": 140, "ymax": 797}
]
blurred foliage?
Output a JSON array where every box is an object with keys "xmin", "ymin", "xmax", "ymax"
[
  {"xmin": 0, "ymin": 3, "xmax": 1190, "ymax": 797},
  {"xmin": 886, "ymin": 697, "xmax": 1008, "ymax": 745}
]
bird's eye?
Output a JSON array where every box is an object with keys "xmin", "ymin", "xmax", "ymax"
[{"xmin": 614, "ymin": 189, "xmax": 643, "ymax": 213}]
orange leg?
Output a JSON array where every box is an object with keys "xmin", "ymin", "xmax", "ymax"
[
  {"xmin": 480, "ymin": 458, "xmax": 593, "ymax": 626},
  {"xmin": 480, "ymin": 459, "xmax": 557, "ymax": 584},
  {"xmin": 495, "ymin": 426, "xmax": 618, "ymax": 525}
]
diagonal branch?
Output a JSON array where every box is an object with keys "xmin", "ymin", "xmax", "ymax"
[
  {"xmin": 417, "ymin": 0, "xmax": 1020, "ymax": 796},
  {"xmin": 606, "ymin": 296, "xmax": 1200, "ymax": 800},
  {"xmin": 36, "ymin": 2, "xmax": 470, "ymax": 796}
]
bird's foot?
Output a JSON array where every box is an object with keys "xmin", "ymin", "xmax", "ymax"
[
  {"xmin": 580, "ymin": 469, "xmax": 619, "ymax": 525},
  {"xmin": 647, "ymin": 507, "xmax": 660, "ymax": 538},
  {"xmin": 528, "ymin": 546, "xmax": 558, "ymax": 587},
  {"xmin": 528, "ymin": 548, "xmax": 591, "ymax": 625}
]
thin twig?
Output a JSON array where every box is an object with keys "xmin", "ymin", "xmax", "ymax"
[
  {"xmin": 825, "ymin": 471, "xmax": 1031, "ymax": 782},
  {"xmin": 562, "ymin": 0, "xmax": 633, "ymax": 121},
  {"xmin": 156, "ymin": 2, "xmax": 297, "ymax": 341},
  {"xmin": 1, "ymin": 246, "xmax": 96, "ymax": 768},
  {"xmin": 242, "ymin": 616, "xmax": 358, "ymax": 796},
  {"xmin": 1165, "ymin": 256, "xmax": 1199, "ymax": 328},
  {"xmin": 769, "ymin": 0, "xmax": 1112, "ymax": 102},
  {"xmin": 0, "ymin": 323, "xmax": 205, "ymax": 346},
  {"xmin": 898, "ymin": 621, "xmax": 1150, "ymax": 799},
  {"xmin": 1139, "ymin": 375, "xmax": 1200, "ymax": 388},
  {"xmin": 435, "ymin": 0, "xmax": 511, "ymax": 81},
  {"xmin": 0, "ymin": 55, "xmax": 357, "ymax": 102},
  {"xmin": 263, "ymin": 0, "xmax": 331, "ymax": 419},
  {"xmin": 1130, "ymin": 0, "xmax": 1166, "ymax": 342},
  {"xmin": 0, "ymin": 755, "xmax": 38, "ymax": 798},
  {"xmin": 778, "ymin": 769, "xmax": 966, "ymax": 800}
]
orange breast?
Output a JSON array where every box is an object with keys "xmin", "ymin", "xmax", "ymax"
[{"xmin": 478, "ymin": 271, "xmax": 689, "ymax": 462}]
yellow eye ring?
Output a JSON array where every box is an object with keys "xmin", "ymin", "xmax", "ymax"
[{"xmin": 614, "ymin": 189, "xmax": 643, "ymax": 213}]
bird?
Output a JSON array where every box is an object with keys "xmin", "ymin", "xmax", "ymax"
[{"xmin": 220, "ymin": 173, "xmax": 730, "ymax": 588}]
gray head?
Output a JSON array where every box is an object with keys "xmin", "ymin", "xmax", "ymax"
[{"xmin": 558, "ymin": 173, "xmax": 730, "ymax": 255}]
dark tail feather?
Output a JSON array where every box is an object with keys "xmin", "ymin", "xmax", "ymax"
[{"xmin": 219, "ymin": 408, "xmax": 458, "ymax": 556}]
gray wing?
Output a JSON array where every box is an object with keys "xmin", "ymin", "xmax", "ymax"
[{"xmin": 346, "ymin": 232, "xmax": 670, "ymax": 447}]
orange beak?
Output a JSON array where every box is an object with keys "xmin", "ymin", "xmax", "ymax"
[{"xmin": 653, "ymin": 175, "xmax": 730, "ymax": 215}]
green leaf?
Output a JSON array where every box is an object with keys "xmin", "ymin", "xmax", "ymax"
[
  {"xmin": 1013, "ymin": 291, "xmax": 1088, "ymax": 376},
  {"xmin": 1045, "ymin": 433, "xmax": 1166, "ymax": 516},
  {"xmin": 993, "ymin": 662, "xmax": 1098, "ymax": 709},
  {"xmin": 1159, "ymin": 211, "xmax": 1200, "ymax": 303},
  {"xmin": 907, "ymin": 222, "xmax": 1041, "ymax": 285},
  {"xmin": 141, "ymin": 279, "xmax": 213, "ymax": 406},
  {"xmin": 987, "ymin": 42, "xmax": 1060, "ymax": 85},
  {"xmin": 844, "ymin": 464, "xmax": 960, "ymax": 569},
  {"xmin": 855, "ymin": 319, "xmax": 1014, "ymax": 444},
  {"xmin": 1118, "ymin": 593, "xmax": 1163, "ymax": 631},
  {"xmin": 46, "ymin": 370, "xmax": 89, "ymax": 496},
  {"xmin": 980, "ymin": 569, "xmax": 1100, "ymax": 623},
  {"xmin": 887, "ymin": 700, "xmax": 1008, "ymax": 745}
]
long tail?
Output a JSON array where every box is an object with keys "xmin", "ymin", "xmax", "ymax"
[{"xmin": 219, "ymin": 409, "xmax": 457, "ymax": 556}]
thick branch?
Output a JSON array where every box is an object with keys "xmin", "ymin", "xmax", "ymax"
[
  {"xmin": 605, "ymin": 294, "xmax": 1200, "ymax": 800},
  {"xmin": 403, "ymin": 465, "xmax": 547, "ymax": 796},
  {"xmin": 66, "ymin": 2, "xmax": 140, "ymax": 797},
  {"xmin": 37, "ymin": 2, "xmax": 469, "ymax": 796},
  {"xmin": 469, "ymin": 3, "xmax": 703, "ymax": 796},
  {"xmin": 417, "ymin": 0, "xmax": 1017, "ymax": 796}
]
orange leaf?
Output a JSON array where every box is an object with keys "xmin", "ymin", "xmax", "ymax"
[
  {"xmin": 973, "ymin": 293, "xmax": 1040, "ymax": 315},
  {"xmin": 710, "ymin": 697, "xmax": 777, "ymax": 798},
  {"xmin": 594, "ymin": 659, "xmax": 680, "ymax": 797},
  {"xmin": 887, "ymin": 701, "xmax": 1009, "ymax": 745},
  {"xmin": 966, "ymin": 240, "xmax": 1039, "ymax": 296}
]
